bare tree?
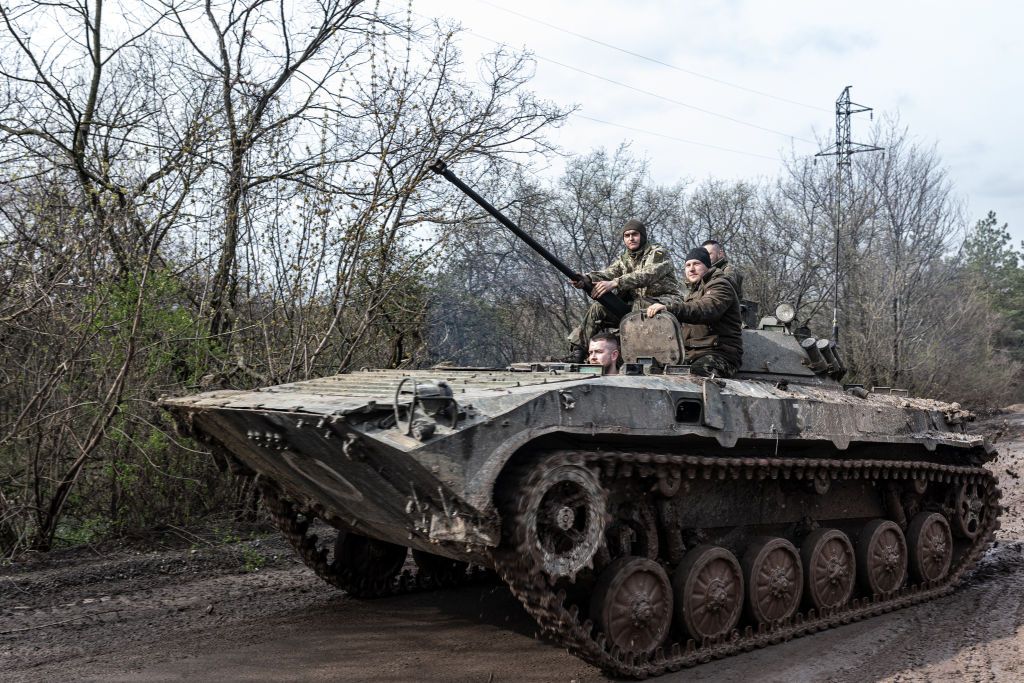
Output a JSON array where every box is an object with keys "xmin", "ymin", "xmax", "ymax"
[
  {"xmin": 0, "ymin": 0, "xmax": 216, "ymax": 551},
  {"xmin": 154, "ymin": 0, "xmax": 375, "ymax": 339},
  {"xmin": 845, "ymin": 119, "xmax": 963, "ymax": 386},
  {"xmin": 0, "ymin": 4, "xmax": 568, "ymax": 555}
]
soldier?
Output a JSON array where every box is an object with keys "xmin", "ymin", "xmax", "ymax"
[
  {"xmin": 701, "ymin": 239, "xmax": 744, "ymax": 300},
  {"xmin": 646, "ymin": 247, "xmax": 743, "ymax": 378},
  {"xmin": 587, "ymin": 331, "xmax": 620, "ymax": 375},
  {"xmin": 567, "ymin": 219, "xmax": 680, "ymax": 362}
]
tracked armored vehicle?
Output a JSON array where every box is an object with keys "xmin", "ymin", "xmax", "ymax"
[{"xmin": 161, "ymin": 165, "xmax": 1000, "ymax": 678}]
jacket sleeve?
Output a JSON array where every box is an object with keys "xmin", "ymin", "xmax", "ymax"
[
  {"xmin": 616, "ymin": 247, "xmax": 674, "ymax": 292},
  {"xmin": 586, "ymin": 256, "xmax": 625, "ymax": 283},
  {"xmin": 667, "ymin": 280, "xmax": 736, "ymax": 324},
  {"xmin": 723, "ymin": 263, "xmax": 744, "ymax": 297}
]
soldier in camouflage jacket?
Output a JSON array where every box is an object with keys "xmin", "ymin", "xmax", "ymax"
[{"xmin": 568, "ymin": 219, "xmax": 680, "ymax": 359}]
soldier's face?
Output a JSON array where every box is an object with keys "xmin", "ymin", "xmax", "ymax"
[
  {"xmin": 588, "ymin": 340, "xmax": 619, "ymax": 373},
  {"xmin": 704, "ymin": 243, "xmax": 723, "ymax": 262},
  {"xmin": 622, "ymin": 229, "xmax": 642, "ymax": 251},
  {"xmin": 684, "ymin": 259, "xmax": 708, "ymax": 283}
]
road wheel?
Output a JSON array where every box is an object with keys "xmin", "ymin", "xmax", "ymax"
[
  {"xmin": 857, "ymin": 519, "xmax": 908, "ymax": 596},
  {"xmin": 801, "ymin": 528, "xmax": 855, "ymax": 611},
  {"xmin": 743, "ymin": 536, "xmax": 802, "ymax": 624},
  {"xmin": 591, "ymin": 556, "xmax": 673, "ymax": 655},
  {"xmin": 907, "ymin": 512, "xmax": 953, "ymax": 583},
  {"xmin": 673, "ymin": 544, "xmax": 743, "ymax": 641}
]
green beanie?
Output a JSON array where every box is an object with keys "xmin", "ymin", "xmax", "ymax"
[{"xmin": 622, "ymin": 219, "xmax": 647, "ymax": 241}]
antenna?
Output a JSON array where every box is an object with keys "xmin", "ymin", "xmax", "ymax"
[{"xmin": 815, "ymin": 86, "xmax": 883, "ymax": 344}]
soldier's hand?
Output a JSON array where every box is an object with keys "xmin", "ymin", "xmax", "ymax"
[
  {"xmin": 591, "ymin": 280, "xmax": 616, "ymax": 298},
  {"xmin": 570, "ymin": 274, "xmax": 592, "ymax": 290},
  {"xmin": 646, "ymin": 303, "xmax": 667, "ymax": 318}
]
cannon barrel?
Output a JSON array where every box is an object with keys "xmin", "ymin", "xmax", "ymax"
[{"xmin": 429, "ymin": 160, "xmax": 631, "ymax": 318}]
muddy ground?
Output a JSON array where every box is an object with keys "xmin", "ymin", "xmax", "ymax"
[{"xmin": 3, "ymin": 409, "xmax": 1023, "ymax": 682}]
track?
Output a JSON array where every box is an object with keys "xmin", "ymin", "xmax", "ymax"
[{"xmin": 491, "ymin": 449, "xmax": 1002, "ymax": 679}]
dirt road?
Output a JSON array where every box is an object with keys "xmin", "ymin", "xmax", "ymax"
[{"xmin": 3, "ymin": 410, "xmax": 1023, "ymax": 682}]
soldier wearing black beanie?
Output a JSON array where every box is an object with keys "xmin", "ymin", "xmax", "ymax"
[
  {"xmin": 685, "ymin": 247, "xmax": 711, "ymax": 269},
  {"xmin": 645, "ymin": 244, "xmax": 743, "ymax": 378}
]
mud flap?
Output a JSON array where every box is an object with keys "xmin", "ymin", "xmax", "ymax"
[{"xmin": 702, "ymin": 380, "xmax": 726, "ymax": 429}]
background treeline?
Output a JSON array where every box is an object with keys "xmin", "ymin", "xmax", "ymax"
[
  {"xmin": 436, "ymin": 140, "xmax": 1024, "ymax": 403},
  {"xmin": 1, "ymin": 2, "xmax": 1021, "ymax": 557}
]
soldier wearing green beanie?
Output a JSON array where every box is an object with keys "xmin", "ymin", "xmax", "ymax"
[{"xmin": 566, "ymin": 218, "xmax": 680, "ymax": 362}]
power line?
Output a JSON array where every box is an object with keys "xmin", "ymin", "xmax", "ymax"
[
  {"xmin": 382, "ymin": 0, "xmax": 812, "ymax": 154},
  {"xmin": 466, "ymin": 30, "xmax": 816, "ymax": 145},
  {"xmin": 473, "ymin": 0, "xmax": 831, "ymax": 114},
  {"xmin": 574, "ymin": 113, "xmax": 783, "ymax": 162}
]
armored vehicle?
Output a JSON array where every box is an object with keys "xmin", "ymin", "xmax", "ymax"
[{"xmin": 161, "ymin": 165, "xmax": 1000, "ymax": 678}]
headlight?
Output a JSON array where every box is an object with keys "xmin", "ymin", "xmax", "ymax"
[{"xmin": 774, "ymin": 303, "xmax": 796, "ymax": 323}]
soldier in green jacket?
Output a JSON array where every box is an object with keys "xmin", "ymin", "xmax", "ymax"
[
  {"xmin": 646, "ymin": 246, "xmax": 743, "ymax": 378},
  {"xmin": 567, "ymin": 219, "xmax": 680, "ymax": 362}
]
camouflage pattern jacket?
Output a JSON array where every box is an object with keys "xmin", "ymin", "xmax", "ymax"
[
  {"xmin": 586, "ymin": 242, "xmax": 680, "ymax": 302},
  {"xmin": 663, "ymin": 266, "xmax": 743, "ymax": 367}
]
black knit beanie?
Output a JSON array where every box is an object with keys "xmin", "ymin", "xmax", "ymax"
[{"xmin": 685, "ymin": 247, "xmax": 712, "ymax": 269}]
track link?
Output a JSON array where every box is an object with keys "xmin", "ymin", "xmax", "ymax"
[{"xmin": 491, "ymin": 450, "xmax": 1002, "ymax": 678}]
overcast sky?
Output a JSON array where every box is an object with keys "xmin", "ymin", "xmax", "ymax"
[{"xmin": 410, "ymin": 0, "xmax": 1024, "ymax": 246}]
